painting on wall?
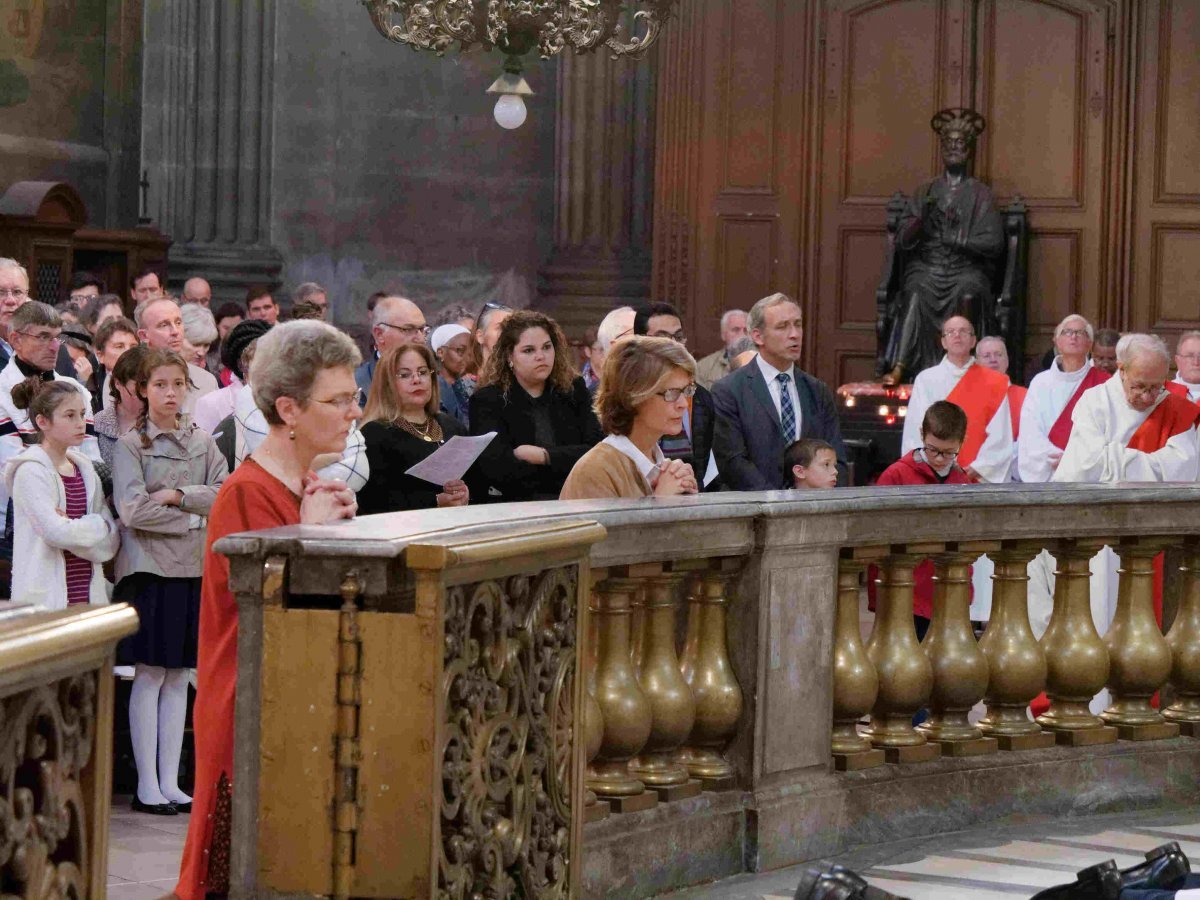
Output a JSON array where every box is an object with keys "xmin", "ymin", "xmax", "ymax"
[{"xmin": 0, "ymin": 0, "xmax": 107, "ymax": 145}]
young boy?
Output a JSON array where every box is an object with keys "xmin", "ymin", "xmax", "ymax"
[
  {"xmin": 786, "ymin": 438, "xmax": 839, "ymax": 489},
  {"xmin": 877, "ymin": 400, "xmax": 971, "ymax": 486}
]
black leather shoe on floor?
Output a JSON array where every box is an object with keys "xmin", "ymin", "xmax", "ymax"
[
  {"xmin": 1030, "ymin": 859, "xmax": 1122, "ymax": 899},
  {"xmin": 1119, "ymin": 841, "xmax": 1190, "ymax": 892},
  {"xmin": 794, "ymin": 864, "xmax": 908, "ymax": 900},
  {"xmin": 171, "ymin": 801, "xmax": 193, "ymax": 813},
  {"xmin": 131, "ymin": 796, "xmax": 178, "ymax": 816}
]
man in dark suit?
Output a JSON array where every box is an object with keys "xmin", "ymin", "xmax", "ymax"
[
  {"xmin": 633, "ymin": 302, "xmax": 720, "ymax": 489},
  {"xmin": 711, "ymin": 292, "xmax": 846, "ymax": 490}
]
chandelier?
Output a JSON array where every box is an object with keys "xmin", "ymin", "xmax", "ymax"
[{"xmin": 361, "ymin": 1, "xmax": 677, "ymax": 128}]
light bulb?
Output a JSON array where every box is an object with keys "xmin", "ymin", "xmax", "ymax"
[{"xmin": 493, "ymin": 94, "xmax": 527, "ymax": 130}]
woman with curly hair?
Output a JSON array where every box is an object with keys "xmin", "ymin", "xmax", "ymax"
[{"xmin": 468, "ymin": 309, "xmax": 602, "ymax": 502}]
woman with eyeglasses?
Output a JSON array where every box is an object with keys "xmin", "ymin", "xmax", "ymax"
[
  {"xmin": 561, "ymin": 337, "xmax": 700, "ymax": 500},
  {"xmin": 357, "ymin": 344, "xmax": 469, "ymax": 513},
  {"xmin": 469, "ymin": 310, "xmax": 603, "ymax": 502},
  {"xmin": 471, "ymin": 301, "xmax": 512, "ymax": 376}
]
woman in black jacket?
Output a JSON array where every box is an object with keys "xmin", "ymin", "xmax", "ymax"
[
  {"xmin": 358, "ymin": 343, "xmax": 470, "ymax": 513},
  {"xmin": 469, "ymin": 310, "xmax": 603, "ymax": 501}
]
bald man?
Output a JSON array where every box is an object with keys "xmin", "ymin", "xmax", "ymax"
[
  {"xmin": 976, "ymin": 336, "xmax": 1025, "ymax": 481},
  {"xmin": 182, "ymin": 277, "xmax": 212, "ymax": 308},
  {"xmin": 355, "ymin": 295, "xmax": 427, "ymax": 396},
  {"xmin": 900, "ymin": 315, "xmax": 1013, "ymax": 483}
]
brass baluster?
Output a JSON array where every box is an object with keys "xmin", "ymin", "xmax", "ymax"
[
  {"xmin": 978, "ymin": 541, "xmax": 1055, "ymax": 751},
  {"xmin": 863, "ymin": 549, "xmax": 940, "ymax": 764},
  {"xmin": 1165, "ymin": 538, "xmax": 1200, "ymax": 735},
  {"xmin": 832, "ymin": 557, "xmax": 884, "ymax": 770},
  {"xmin": 1102, "ymin": 538, "xmax": 1179, "ymax": 740},
  {"xmin": 587, "ymin": 577, "xmax": 657, "ymax": 813},
  {"xmin": 630, "ymin": 572, "xmax": 700, "ymax": 801},
  {"xmin": 920, "ymin": 547, "xmax": 997, "ymax": 756},
  {"xmin": 582, "ymin": 598, "xmax": 610, "ymax": 822},
  {"xmin": 675, "ymin": 572, "xmax": 703, "ymax": 774},
  {"xmin": 1037, "ymin": 538, "xmax": 1118, "ymax": 746},
  {"xmin": 679, "ymin": 564, "xmax": 743, "ymax": 789}
]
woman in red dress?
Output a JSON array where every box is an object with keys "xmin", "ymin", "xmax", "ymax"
[{"xmin": 176, "ymin": 321, "xmax": 361, "ymax": 898}]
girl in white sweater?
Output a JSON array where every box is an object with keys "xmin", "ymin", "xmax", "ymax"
[{"xmin": 3, "ymin": 380, "xmax": 119, "ymax": 608}]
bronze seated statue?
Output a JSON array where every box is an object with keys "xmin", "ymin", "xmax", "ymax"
[{"xmin": 875, "ymin": 108, "xmax": 1028, "ymax": 385}]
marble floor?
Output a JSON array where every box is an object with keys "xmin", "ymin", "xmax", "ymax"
[
  {"xmin": 660, "ymin": 807, "xmax": 1200, "ymax": 899},
  {"xmin": 108, "ymin": 796, "xmax": 187, "ymax": 898}
]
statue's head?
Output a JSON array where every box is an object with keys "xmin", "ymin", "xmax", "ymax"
[{"xmin": 931, "ymin": 108, "xmax": 986, "ymax": 170}]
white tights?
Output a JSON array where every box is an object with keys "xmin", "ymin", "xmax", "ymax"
[{"xmin": 129, "ymin": 664, "xmax": 192, "ymax": 806}]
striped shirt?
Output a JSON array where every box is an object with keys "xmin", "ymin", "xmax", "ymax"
[{"xmin": 61, "ymin": 467, "xmax": 92, "ymax": 605}]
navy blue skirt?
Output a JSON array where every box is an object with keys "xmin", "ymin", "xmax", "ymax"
[{"xmin": 115, "ymin": 574, "xmax": 201, "ymax": 668}]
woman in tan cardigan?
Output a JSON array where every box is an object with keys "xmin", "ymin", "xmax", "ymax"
[{"xmin": 560, "ymin": 336, "xmax": 700, "ymax": 500}]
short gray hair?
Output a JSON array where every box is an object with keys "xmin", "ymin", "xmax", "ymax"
[
  {"xmin": 748, "ymin": 292, "xmax": 800, "ymax": 333},
  {"xmin": 250, "ymin": 320, "xmax": 362, "ymax": 425},
  {"xmin": 597, "ymin": 306, "xmax": 635, "ymax": 351},
  {"xmin": 293, "ymin": 281, "xmax": 326, "ymax": 303},
  {"xmin": 12, "ymin": 301, "xmax": 60, "ymax": 331},
  {"xmin": 370, "ymin": 295, "xmax": 415, "ymax": 330},
  {"xmin": 976, "ymin": 335, "xmax": 1007, "ymax": 353},
  {"xmin": 1116, "ymin": 333, "xmax": 1170, "ymax": 368},
  {"xmin": 0, "ymin": 257, "xmax": 29, "ymax": 285},
  {"xmin": 728, "ymin": 335, "xmax": 756, "ymax": 356},
  {"xmin": 133, "ymin": 296, "xmax": 180, "ymax": 329},
  {"xmin": 1053, "ymin": 314, "xmax": 1094, "ymax": 342},
  {"xmin": 1176, "ymin": 331, "xmax": 1200, "ymax": 353},
  {"xmin": 719, "ymin": 309, "xmax": 748, "ymax": 331},
  {"xmin": 181, "ymin": 303, "xmax": 218, "ymax": 346}
]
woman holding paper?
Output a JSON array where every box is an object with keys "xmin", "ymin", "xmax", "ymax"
[{"xmin": 358, "ymin": 343, "xmax": 471, "ymax": 513}]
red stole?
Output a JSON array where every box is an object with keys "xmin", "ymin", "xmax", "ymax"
[
  {"xmin": 1164, "ymin": 381, "xmax": 1189, "ymax": 400},
  {"xmin": 945, "ymin": 363, "xmax": 1010, "ymax": 468},
  {"xmin": 1008, "ymin": 385, "xmax": 1027, "ymax": 438},
  {"xmin": 1127, "ymin": 392, "xmax": 1200, "ymax": 453},
  {"xmin": 1048, "ymin": 367, "xmax": 1111, "ymax": 450}
]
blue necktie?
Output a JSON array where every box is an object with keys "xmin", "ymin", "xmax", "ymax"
[{"xmin": 776, "ymin": 372, "xmax": 796, "ymax": 442}]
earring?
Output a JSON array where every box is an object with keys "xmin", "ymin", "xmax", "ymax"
[{"xmin": 289, "ymin": 428, "xmax": 296, "ymax": 441}]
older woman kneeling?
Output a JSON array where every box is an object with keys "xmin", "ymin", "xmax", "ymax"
[
  {"xmin": 176, "ymin": 321, "xmax": 361, "ymax": 899},
  {"xmin": 560, "ymin": 336, "xmax": 700, "ymax": 500}
]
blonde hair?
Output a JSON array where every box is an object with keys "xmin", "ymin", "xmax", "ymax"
[
  {"xmin": 361, "ymin": 343, "xmax": 440, "ymax": 425},
  {"xmin": 595, "ymin": 336, "xmax": 696, "ymax": 435}
]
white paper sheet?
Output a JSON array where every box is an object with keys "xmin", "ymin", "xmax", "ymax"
[
  {"xmin": 703, "ymin": 450, "xmax": 719, "ymax": 487},
  {"xmin": 404, "ymin": 432, "xmax": 496, "ymax": 485}
]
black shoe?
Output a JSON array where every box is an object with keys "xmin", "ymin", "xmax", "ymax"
[
  {"xmin": 1119, "ymin": 841, "xmax": 1190, "ymax": 891},
  {"xmin": 794, "ymin": 864, "xmax": 908, "ymax": 900},
  {"xmin": 131, "ymin": 796, "xmax": 178, "ymax": 816},
  {"xmin": 1030, "ymin": 859, "xmax": 1122, "ymax": 899},
  {"xmin": 171, "ymin": 800, "xmax": 193, "ymax": 813}
]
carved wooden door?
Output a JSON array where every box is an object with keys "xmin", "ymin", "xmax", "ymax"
[{"xmin": 812, "ymin": 0, "xmax": 1119, "ymax": 385}]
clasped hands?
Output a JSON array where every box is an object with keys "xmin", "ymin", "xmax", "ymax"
[
  {"xmin": 300, "ymin": 472, "xmax": 357, "ymax": 524},
  {"xmin": 652, "ymin": 459, "xmax": 699, "ymax": 497}
]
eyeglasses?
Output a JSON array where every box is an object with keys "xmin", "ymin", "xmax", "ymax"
[
  {"xmin": 922, "ymin": 444, "xmax": 959, "ymax": 461},
  {"xmin": 1177, "ymin": 354, "xmax": 1200, "ymax": 363},
  {"xmin": 657, "ymin": 383, "xmax": 697, "ymax": 403},
  {"xmin": 14, "ymin": 330, "xmax": 62, "ymax": 346},
  {"xmin": 942, "ymin": 328, "xmax": 975, "ymax": 338},
  {"xmin": 0, "ymin": 288, "xmax": 28, "ymax": 300},
  {"xmin": 650, "ymin": 330, "xmax": 688, "ymax": 345},
  {"xmin": 1059, "ymin": 328, "xmax": 1090, "ymax": 339},
  {"xmin": 313, "ymin": 393, "xmax": 361, "ymax": 412},
  {"xmin": 397, "ymin": 367, "xmax": 432, "ymax": 382},
  {"xmin": 1120, "ymin": 372, "xmax": 1165, "ymax": 400},
  {"xmin": 378, "ymin": 322, "xmax": 431, "ymax": 339}
]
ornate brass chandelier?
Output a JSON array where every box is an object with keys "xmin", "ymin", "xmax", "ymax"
[{"xmin": 361, "ymin": 0, "xmax": 677, "ymax": 128}]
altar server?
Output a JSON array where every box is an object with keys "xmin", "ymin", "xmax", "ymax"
[{"xmin": 900, "ymin": 315, "xmax": 1013, "ymax": 484}]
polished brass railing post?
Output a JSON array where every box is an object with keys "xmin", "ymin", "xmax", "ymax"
[
  {"xmin": 832, "ymin": 556, "xmax": 884, "ymax": 770},
  {"xmin": 1165, "ymin": 538, "xmax": 1200, "ymax": 735},
  {"xmin": 920, "ymin": 546, "xmax": 997, "ymax": 756},
  {"xmin": 863, "ymin": 547, "xmax": 940, "ymax": 764},
  {"xmin": 678, "ymin": 572, "xmax": 703, "ymax": 685},
  {"xmin": 1038, "ymin": 538, "xmax": 1118, "ymax": 745},
  {"xmin": 678, "ymin": 561, "xmax": 743, "ymax": 790},
  {"xmin": 978, "ymin": 540, "xmax": 1055, "ymax": 750},
  {"xmin": 587, "ymin": 575, "xmax": 657, "ymax": 813},
  {"xmin": 1103, "ymin": 538, "xmax": 1178, "ymax": 740},
  {"xmin": 630, "ymin": 572, "xmax": 701, "ymax": 800},
  {"xmin": 582, "ymin": 599, "xmax": 610, "ymax": 823}
]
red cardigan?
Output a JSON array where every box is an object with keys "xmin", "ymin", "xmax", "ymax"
[{"xmin": 870, "ymin": 451, "xmax": 973, "ymax": 618}]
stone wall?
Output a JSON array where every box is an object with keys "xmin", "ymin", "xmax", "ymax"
[{"xmin": 269, "ymin": 5, "xmax": 558, "ymax": 329}]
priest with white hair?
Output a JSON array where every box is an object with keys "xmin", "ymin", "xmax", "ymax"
[{"xmin": 1054, "ymin": 333, "xmax": 1200, "ymax": 483}]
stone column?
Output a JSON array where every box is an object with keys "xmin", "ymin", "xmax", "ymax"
[
  {"xmin": 140, "ymin": 0, "xmax": 282, "ymax": 302},
  {"xmin": 535, "ymin": 45, "xmax": 656, "ymax": 338}
]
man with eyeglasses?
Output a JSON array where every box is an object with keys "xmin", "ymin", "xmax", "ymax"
[
  {"xmin": 0, "ymin": 258, "xmax": 31, "ymax": 370},
  {"xmin": 633, "ymin": 302, "xmax": 718, "ymax": 489},
  {"xmin": 1055, "ymin": 333, "xmax": 1200, "ymax": 483},
  {"xmin": 0, "ymin": 302, "xmax": 102, "ymax": 594},
  {"xmin": 1167, "ymin": 331, "xmax": 1200, "ymax": 404},
  {"xmin": 900, "ymin": 315, "xmax": 1013, "ymax": 484},
  {"xmin": 354, "ymin": 295, "xmax": 427, "ymax": 398},
  {"xmin": 135, "ymin": 296, "xmax": 219, "ymax": 414}
]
